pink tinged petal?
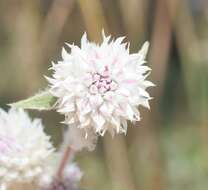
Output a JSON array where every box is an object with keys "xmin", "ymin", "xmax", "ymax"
[
  {"xmin": 99, "ymin": 86, "xmax": 107, "ymax": 94},
  {"xmin": 112, "ymin": 67, "xmax": 123, "ymax": 77},
  {"xmin": 106, "ymin": 78, "xmax": 112, "ymax": 83},
  {"xmin": 109, "ymin": 81, "xmax": 118, "ymax": 90},
  {"xmin": 100, "ymin": 103, "xmax": 114, "ymax": 117},
  {"xmin": 102, "ymin": 66, "xmax": 110, "ymax": 77},
  {"xmin": 100, "ymin": 80, "xmax": 107, "ymax": 86},
  {"xmin": 0, "ymin": 136, "xmax": 22, "ymax": 153},
  {"xmin": 90, "ymin": 85, "xmax": 98, "ymax": 94},
  {"xmin": 103, "ymin": 91, "xmax": 114, "ymax": 101},
  {"xmin": 83, "ymin": 73, "xmax": 93, "ymax": 86},
  {"xmin": 93, "ymin": 73, "xmax": 101, "ymax": 81},
  {"xmin": 99, "ymin": 103, "xmax": 113, "ymax": 117},
  {"xmin": 122, "ymin": 79, "xmax": 137, "ymax": 85},
  {"xmin": 112, "ymin": 57, "xmax": 118, "ymax": 66},
  {"xmin": 95, "ymin": 51, "xmax": 101, "ymax": 59},
  {"xmin": 89, "ymin": 94, "xmax": 103, "ymax": 107},
  {"xmin": 0, "ymin": 142, "xmax": 9, "ymax": 153},
  {"xmin": 117, "ymin": 88, "xmax": 130, "ymax": 97},
  {"xmin": 103, "ymin": 71, "xmax": 109, "ymax": 78},
  {"xmin": 114, "ymin": 106, "xmax": 125, "ymax": 117},
  {"xmin": 105, "ymin": 84, "xmax": 110, "ymax": 90},
  {"xmin": 95, "ymin": 81, "xmax": 100, "ymax": 87}
]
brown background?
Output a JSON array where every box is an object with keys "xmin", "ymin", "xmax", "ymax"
[{"xmin": 0, "ymin": 0, "xmax": 208, "ymax": 190}]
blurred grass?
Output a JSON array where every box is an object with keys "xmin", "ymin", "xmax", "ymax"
[{"xmin": 0, "ymin": 0, "xmax": 208, "ymax": 190}]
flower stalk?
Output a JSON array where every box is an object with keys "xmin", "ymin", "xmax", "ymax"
[{"xmin": 56, "ymin": 146, "xmax": 75, "ymax": 179}]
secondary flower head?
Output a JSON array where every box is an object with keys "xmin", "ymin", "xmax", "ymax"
[
  {"xmin": 39, "ymin": 153, "xmax": 82, "ymax": 190},
  {"xmin": 0, "ymin": 108, "xmax": 54, "ymax": 189},
  {"xmin": 47, "ymin": 32, "xmax": 154, "ymax": 137}
]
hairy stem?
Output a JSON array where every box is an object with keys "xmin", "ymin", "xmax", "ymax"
[{"xmin": 56, "ymin": 146, "xmax": 74, "ymax": 179}]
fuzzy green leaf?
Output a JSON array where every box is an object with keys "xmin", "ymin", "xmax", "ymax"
[{"xmin": 9, "ymin": 91, "xmax": 57, "ymax": 110}]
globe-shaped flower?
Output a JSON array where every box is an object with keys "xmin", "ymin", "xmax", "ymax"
[
  {"xmin": 0, "ymin": 108, "xmax": 54, "ymax": 189},
  {"xmin": 47, "ymin": 32, "xmax": 154, "ymax": 137}
]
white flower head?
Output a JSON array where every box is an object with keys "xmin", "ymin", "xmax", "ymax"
[
  {"xmin": 0, "ymin": 108, "xmax": 54, "ymax": 189},
  {"xmin": 47, "ymin": 32, "xmax": 154, "ymax": 137}
]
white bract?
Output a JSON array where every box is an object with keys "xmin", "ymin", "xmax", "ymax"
[
  {"xmin": 47, "ymin": 32, "xmax": 154, "ymax": 138},
  {"xmin": 0, "ymin": 108, "xmax": 54, "ymax": 189}
]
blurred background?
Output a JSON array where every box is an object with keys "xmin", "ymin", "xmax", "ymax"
[{"xmin": 0, "ymin": 0, "xmax": 208, "ymax": 190}]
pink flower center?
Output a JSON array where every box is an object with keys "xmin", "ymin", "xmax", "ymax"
[
  {"xmin": 0, "ymin": 135, "xmax": 22, "ymax": 154},
  {"xmin": 89, "ymin": 66, "xmax": 118, "ymax": 94}
]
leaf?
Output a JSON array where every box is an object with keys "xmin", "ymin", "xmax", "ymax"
[{"xmin": 9, "ymin": 91, "xmax": 57, "ymax": 110}]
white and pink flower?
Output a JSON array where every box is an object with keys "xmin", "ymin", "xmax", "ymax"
[{"xmin": 47, "ymin": 32, "xmax": 154, "ymax": 146}]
